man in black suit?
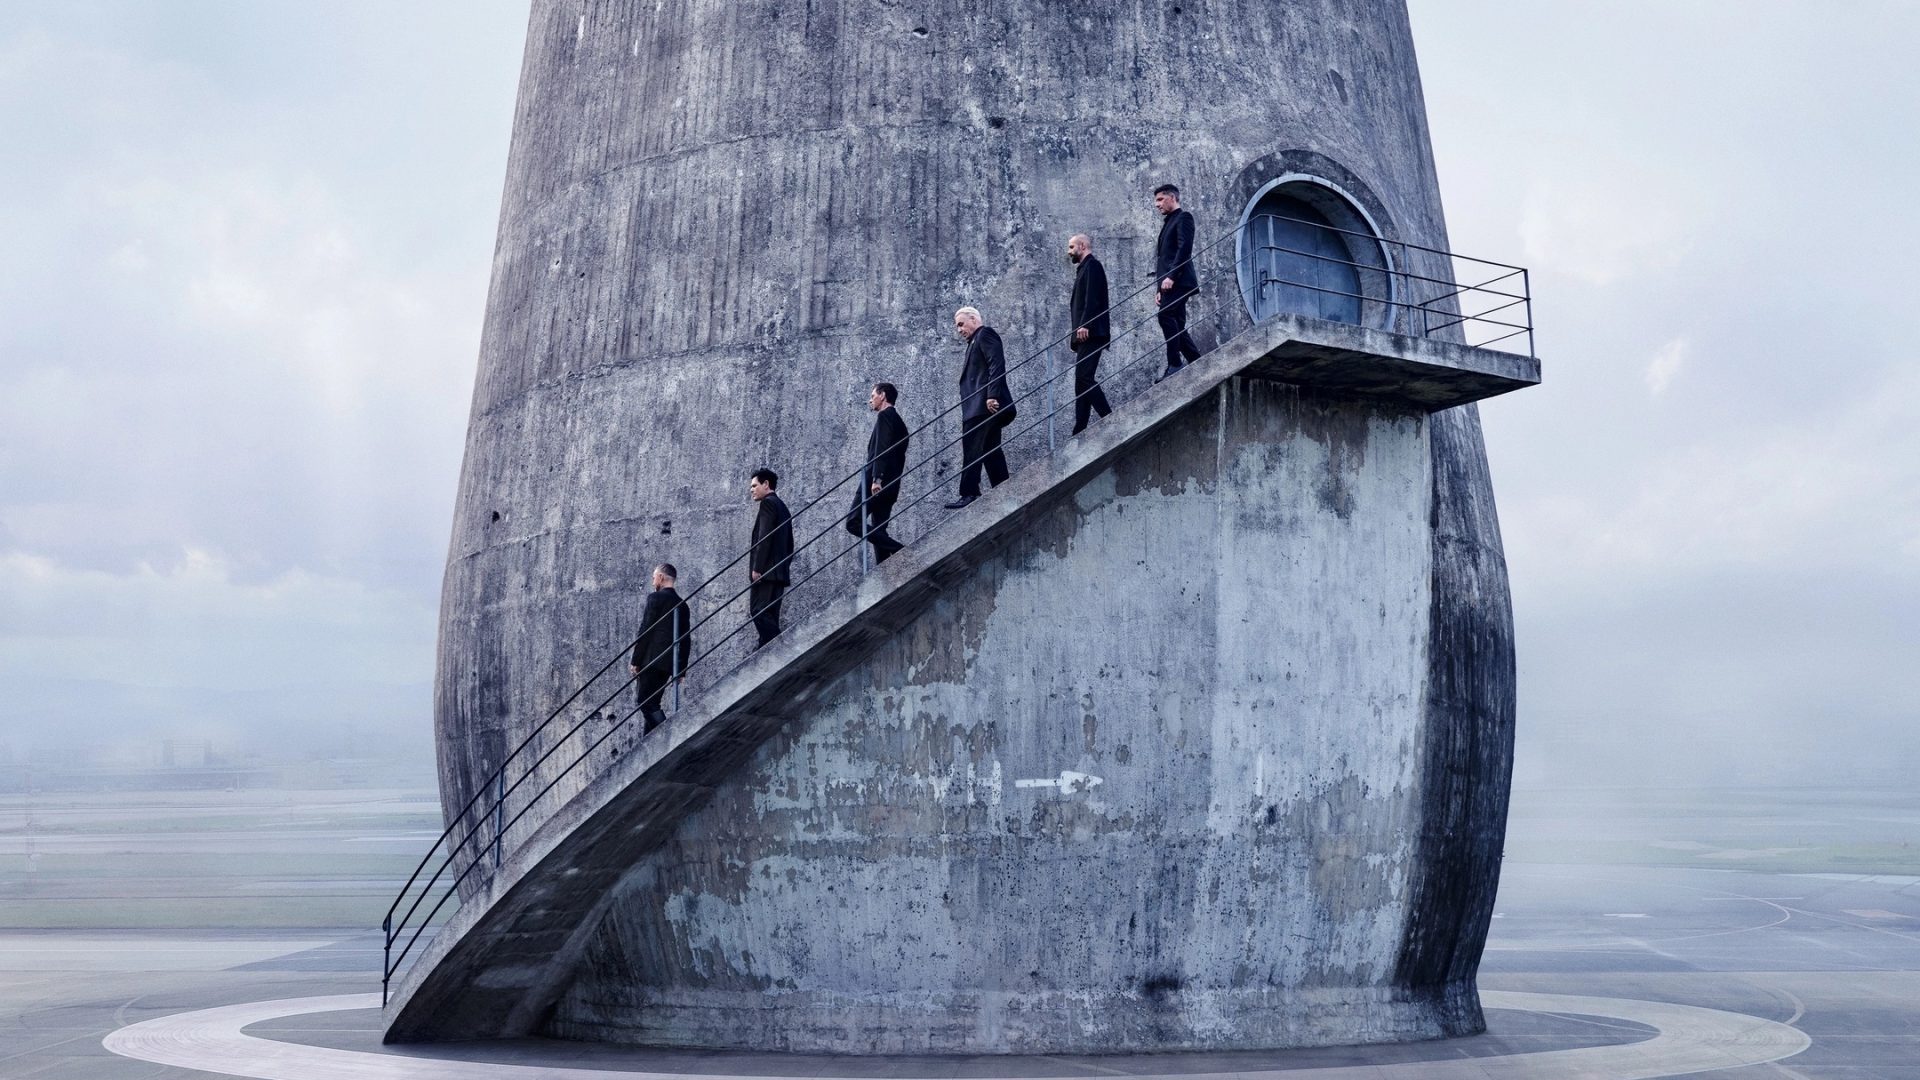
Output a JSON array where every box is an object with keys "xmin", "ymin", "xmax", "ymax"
[
  {"xmin": 946, "ymin": 306, "xmax": 1016, "ymax": 510},
  {"xmin": 846, "ymin": 382, "xmax": 909, "ymax": 564},
  {"xmin": 628, "ymin": 562, "xmax": 692, "ymax": 733},
  {"xmin": 1066, "ymin": 234, "xmax": 1113, "ymax": 434},
  {"xmin": 1153, "ymin": 183, "xmax": 1203, "ymax": 378},
  {"xmin": 747, "ymin": 467, "xmax": 794, "ymax": 646}
]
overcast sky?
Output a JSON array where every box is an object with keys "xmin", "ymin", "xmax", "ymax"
[{"xmin": 2, "ymin": 2, "xmax": 1915, "ymax": 785}]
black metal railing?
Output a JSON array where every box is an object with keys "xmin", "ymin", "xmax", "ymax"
[
  {"xmin": 1235, "ymin": 212, "xmax": 1533, "ymax": 354},
  {"xmin": 380, "ymin": 213, "xmax": 1533, "ymax": 1002}
]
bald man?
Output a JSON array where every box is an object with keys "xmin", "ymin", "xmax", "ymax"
[
  {"xmin": 1067, "ymin": 234, "xmax": 1113, "ymax": 433},
  {"xmin": 946, "ymin": 306, "xmax": 1015, "ymax": 509}
]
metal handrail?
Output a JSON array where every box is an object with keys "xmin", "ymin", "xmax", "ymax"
[
  {"xmin": 1253, "ymin": 271, "xmax": 1533, "ymax": 346},
  {"xmin": 1246, "ymin": 241, "xmax": 1530, "ymax": 306},
  {"xmin": 378, "ymin": 215, "xmax": 1250, "ymax": 971},
  {"xmin": 1239, "ymin": 209, "xmax": 1532, "ymax": 275},
  {"xmin": 385, "ymin": 279, "xmax": 1256, "ymax": 978},
  {"xmin": 1417, "ymin": 266, "xmax": 1528, "ymax": 308},
  {"xmin": 380, "ymin": 212, "xmax": 1533, "ymax": 1000},
  {"xmin": 380, "ymin": 214, "xmax": 1249, "ymax": 929},
  {"xmin": 1417, "ymin": 295, "xmax": 1531, "ymax": 338}
]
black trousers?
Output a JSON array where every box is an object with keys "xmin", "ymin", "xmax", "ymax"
[
  {"xmin": 958, "ymin": 415, "xmax": 1009, "ymax": 498},
  {"xmin": 1071, "ymin": 341, "xmax": 1112, "ymax": 432},
  {"xmin": 750, "ymin": 579, "xmax": 786, "ymax": 645},
  {"xmin": 1157, "ymin": 289, "xmax": 1202, "ymax": 370},
  {"xmin": 846, "ymin": 486, "xmax": 904, "ymax": 563},
  {"xmin": 634, "ymin": 667, "xmax": 672, "ymax": 732}
]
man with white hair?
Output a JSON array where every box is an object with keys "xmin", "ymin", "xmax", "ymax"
[{"xmin": 946, "ymin": 306, "xmax": 1015, "ymax": 510}]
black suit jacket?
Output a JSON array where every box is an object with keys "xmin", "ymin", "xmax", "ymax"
[
  {"xmin": 864, "ymin": 406, "xmax": 909, "ymax": 500},
  {"xmin": 1070, "ymin": 254, "xmax": 1112, "ymax": 346},
  {"xmin": 631, "ymin": 586, "xmax": 692, "ymax": 674},
  {"xmin": 750, "ymin": 492, "xmax": 794, "ymax": 584},
  {"xmin": 958, "ymin": 326, "xmax": 1016, "ymax": 425},
  {"xmin": 1155, "ymin": 208, "xmax": 1199, "ymax": 296}
]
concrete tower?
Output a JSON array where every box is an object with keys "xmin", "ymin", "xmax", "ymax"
[{"xmin": 407, "ymin": 0, "xmax": 1530, "ymax": 1054}]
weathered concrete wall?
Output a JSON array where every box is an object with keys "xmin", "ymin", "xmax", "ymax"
[
  {"xmin": 539, "ymin": 380, "xmax": 1450, "ymax": 1052},
  {"xmin": 386, "ymin": 319, "xmax": 1531, "ymax": 1051},
  {"xmin": 434, "ymin": 0, "xmax": 1484, "ymax": 825},
  {"xmin": 431, "ymin": 0, "xmax": 1518, "ymax": 1052}
]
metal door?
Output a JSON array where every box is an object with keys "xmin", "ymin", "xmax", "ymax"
[{"xmin": 1241, "ymin": 194, "xmax": 1362, "ymax": 324}]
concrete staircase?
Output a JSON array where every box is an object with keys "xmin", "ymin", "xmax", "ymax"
[{"xmin": 382, "ymin": 313, "xmax": 1537, "ymax": 1044}]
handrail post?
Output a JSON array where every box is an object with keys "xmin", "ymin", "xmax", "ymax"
[
  {"xmin": 671, "ymin": 606, "xmax": 682, "ymax": 711},
  {"xmin": 381, "ymin": 914, "xmax": 391, "ymax": 1006},
  {"xmin": 859, "ymin": 472, "xmax": 871, "ymax": 575},
  {"xmin": 1045, "ymin": 346, "xmax": 1056, "ymax": 453},
  {"xmin": 1388, "ymin": 240, "xmax": 1404, "ymax": 334},
  {"xmin": 1522, "ymin": 268, "xmax": 1534, "ymax": 358},
  {"xmin": 491, "ymin": 769, "xmax": 505, "ymax": 869}
]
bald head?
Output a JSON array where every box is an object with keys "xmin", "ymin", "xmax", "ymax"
[{"xmin": 1067, "ymin": 234, "xmax": 1091, "ymax": 264}]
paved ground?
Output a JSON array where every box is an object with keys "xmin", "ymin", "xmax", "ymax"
[
  {"xmin": 4, "ymin": 787, "xmax": 1918, "ymax": 1077},
  {"xmin": 0, "ymin": 860, "xmax": 1910, "ymax": 1078}
]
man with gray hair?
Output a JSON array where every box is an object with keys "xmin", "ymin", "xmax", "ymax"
[{"xmin": 946, "ymin": 306, "xmax": 1015, "ymax": 510}]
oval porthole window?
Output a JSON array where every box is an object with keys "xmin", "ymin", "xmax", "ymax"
[{"xmin": 1236, "ymin": 179, "xmax": 1392, "ymax": 328}]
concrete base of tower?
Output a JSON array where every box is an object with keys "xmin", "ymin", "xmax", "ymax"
[
  {"xmin": 545, "ymin": 980, "xmax": 1485, "ymax": 1054},
  {"xmin": 531, "ymin": 371, "xmax": 1478, "ymax": 1054}
]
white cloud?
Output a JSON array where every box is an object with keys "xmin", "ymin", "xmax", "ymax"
[
  {"xmin": 1417, "ymin": 0, "xmax": 1920, "ymax": 786},
  {"xmin": 1645, "ymin": 338, "xmax": 1685, "ymax": 397},
  {"xmin": 3, "ymin": 2, "xmax": 1917, "ymax": 787},
  {"xmin": 0, "ymin": 8, "xmax": 522, "ymax": 750},
  {"xmin": 1516, "ymin": 161, "xmax": 1707, "ymax": 288},
  {"xmin": 0, "ymin": 160, "xmax": 479, "ymax": 590},
  {"xmin": 0, "ymin": 548, "xmax": 436, "ymax": 696},
  {"xmin": 87, "ymin": 167, "xmax": 467, "ymax": 415}
]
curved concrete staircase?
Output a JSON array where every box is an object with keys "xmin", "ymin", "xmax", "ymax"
[{"xmin": 383, "ymin": 313, "xmax": 1536, "ymax": 1046}]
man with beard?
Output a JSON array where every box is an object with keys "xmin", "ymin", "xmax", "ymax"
[{"xmin": 1066, "ymin": 233, "xmax": 1113, "ymax": 433}]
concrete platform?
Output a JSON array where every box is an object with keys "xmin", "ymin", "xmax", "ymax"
[{"xmin": 39, "ymin": 855, "xmax": 1920, "ymax": 1077}]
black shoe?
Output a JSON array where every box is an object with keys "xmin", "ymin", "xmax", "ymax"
[
  {"xmin": 1155, "ymin": 364, "xmax": 1182, "ymax": 383},
  {"xmin": 1070, "ymin": 424, "xmax": 1087, "ymax": 436},
  {"xmin": 943, "ymin": 496, "xmax": 976, "ymax": 510}
]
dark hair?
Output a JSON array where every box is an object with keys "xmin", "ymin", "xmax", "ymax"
[
  {"xmin": 751, "ymin": 467, "xmax": 779, "ymax": 490},
  {"xmin": 655, "ymin": 562, "xmax": 677, "ymax": 581},
  {"xmin": 873, "ymin": 382, "xmax": 898, "ymax": 404},
  {"xmin": 1153, "ymin": 183, "xmax": 1180, "ymax": 198}
]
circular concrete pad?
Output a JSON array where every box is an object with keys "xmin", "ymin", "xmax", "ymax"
[{"xmin": 105, "ymin": 990, "xmax": 1808, "ymax": 1079}]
